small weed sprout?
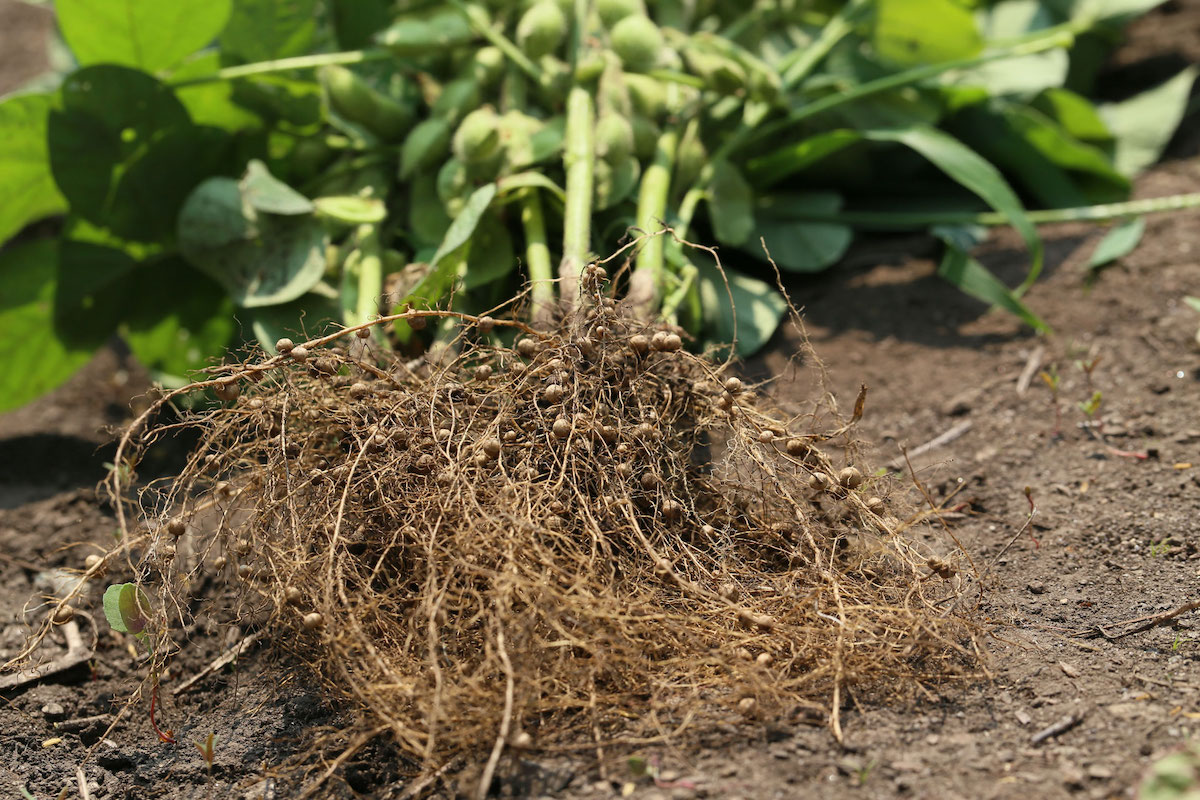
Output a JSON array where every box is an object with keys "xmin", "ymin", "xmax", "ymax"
[
  {"xmin": 1039, "ymin": 366, "xmax": 1063, "ymax": 439},
  {"xmin": 195, "ymin": 732, "xmax": 218, "ymax": 775}
]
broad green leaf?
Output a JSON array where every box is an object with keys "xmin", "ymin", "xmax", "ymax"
[
  {"xmin": 0, "ymin": 241, "xmax": 93, "ymax": 413},
  {"xmin": 865, "ymin": 126, "xmax": 1043, "ymax": 291},
  {"xmin": 746, "ymin": 129, "xmax": 860, "ymax": 187},
  {"xmin": 432, "ymin": 184, "xmax": 498, "ymax": 267},
  {"xmin": 400, "ymin": 117, "xmax": 452, "ymax": 179},
  {"xmin": 408, "ymin": 173, "xmax": 451, "ymax": 248},
  {"xmin": 47, "ymin": 66, "xmax": 192, "ymax": 238},
  {"xmin": 872, "ymin": 0, "xmax": 983, "ymax": 67},
  {"xmin": 314, "ymin": 195, "xmax": 387, "ymax": 224},
  {"xmin": 54, "ymin": 240, "xmax": 139, "ymax": 348},
  {"xmin": 743, "ymin": 193, "xmax": 853, "ymax": 272},
  {"xmin": 1100, "ymin": 67, "xmax": 1198, "ymax": 177},
  {"xmin": 0, "ymin": 92, "xmax": 66, "ymax": 245},
  {"xmin": 978, "ymin": 0, "xmax": 1059, "ymax": 36},
  {"xmin": 221, "ymin": 0, "xmax": 318, "ymax": 63},
  {"xmin": 694, "ymin": 255, "xmax": 788, "ymax": 357},
  {"xmin": 1087, "ymin": 217, "xmax": 1145, "ymax": 271},
  {"xmin": 461, "ymin": 213, "xmax": 515, "ymax": 290},
  {"xmin": 329, "ymin": 0, "xmax": 391, "ymax": 49},
  {"xmin": 707, "ymin": 160, "xmax": 754, "ymax": 246},
  {"xmin": 934, "ymin": 232, "xmax": 1049, "ymax": 332},
  {"xmin": 170, "ymin": 51, "xmax": 263, "ymax": 131},
  {"xmin": 101, "ymin": 583, "xmax": 153, "ymax": 643},
  {"xmin": 177, "ymin": 163, "xmax": 328, "ymax": 307},
  {"xmin": 121, "ymin": 258, "xmax": 236, "ymax": 378},
  {"xmin": 247, "ymin": 292, "xmax": 341, "ymax": 353},
  {"xmin": 57, "ymin": 0, "xmax": 232, "ymax": 73},
  {"xmin": 242, "ymin": 159, "xmax": 314, "ymax": 214}
]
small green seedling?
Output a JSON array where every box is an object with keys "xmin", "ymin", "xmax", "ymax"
[
  {"xmin": 102, "ymin": 583, "xmax": 154, "ymax": 649},
  {"xmin": 1039, "ymin": 367, "xmax": 1063, "ymax": 439},
  {"xmin": 102, "ymin": 583, "xmax": 176, "ymax": 744},
  {"xmin": 1078, "ymin": 390, "xmax": 1103, "ymax": 420},
  {"xmin": 1139, "ymin": 741, "xmax": 1200, "ymax": 800},
  {"xmin": 195, "ymin": 732, "xmax": 218, "ymax": 775}
]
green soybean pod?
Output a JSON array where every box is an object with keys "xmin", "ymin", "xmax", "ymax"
[
  {"xmin": 595, "ymin": 112, "xmax": 634, "ymax": 165},
  {"xmin": 431, "ymin": 76, "xmax": 482, "ymax": 123},
  {"xmin": 597, "ymin": 0, "xmax": 644, "ymax": 29},
  {"xmin": 453, "ymin": 107, "xmax": 502, "ymax": 164},
  {"xmin": 320, "ymin": 65, "xmax": 415, "ymax": 141},
  {"xmin": 609, "ymin": 14, "xmax": 663, "ymax": 73},
  {"xmin": 377, "ymin": 5, "xmax": 475, "ymax": 56},
  {"xmin": 517, "ymin": 1, "xmax": 567, "ymax": 59},
  {"xmin": 400, "ymin": 116, "xmax": 453, "ymax": 179},
  {"xmin": 630, "ymin": 115, "xmax": 659, "ymax": 161},
  {"xmin": 623, "ymin": 72, "xmax": 668, "ymax": 118},
  {"xmin": 535, "ymin": 55, "xmax": 571, "ymax": 107},
  {"xmin": 593, "ymin": 156, "xmax": 640, "ymax": 210}
]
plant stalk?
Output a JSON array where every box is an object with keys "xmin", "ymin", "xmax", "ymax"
[
  {"xmin": 169, "ymin": 48, "xmax": 391, "ymax": 87},
  {"xmin": 785, "ymin": 192, "xmax": 1200, "ymax": 228},
  {"xmin": 520, "ymin": 189, "xmax": 555, "ymax": 328},
  {"xmin": 630, "ymin": 127, "xmax": 679, "ymax": 319},
  {"xmin": 777, "ymin": 0, "xmax": 869, "ymax": 89},
  {"xmin": 450, "ymin": 0, "xmax": 542, "ymax": 81},
  {"xmin": 560, "ymin": 85, "xmax": 595, "ymax": 311},
  {"xmin": 355, "ymin": 224, "xmax": 383, "ymax": 334}
]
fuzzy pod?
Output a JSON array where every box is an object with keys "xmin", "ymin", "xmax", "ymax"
[
  {"xmin": 452, "ymin": 107, "xmax": 502, "ymax": 164},
  {"xmin": 468, "ymin": 46, "xmax": 506, "ymax": 88},
  {"xmin": 517, "ymin": 1, "xmax": 567, "ymax": 59},
  {"xmin": 399, "ymin": 116, "xmax": 452, "ymax": 179},
  {"xmin": 320, "ymin": 65, "xmax": 414, "ymax": 141},
  {"xmin": 597, "ymin": 0, "xmax": 644, "ymax": 28},
  {"xmin": 683, "ymin": 47, "xmax": 746, "ymax": 95},
  {"xmin": 593, "ymin": 155, "xmax": 640, "ymax": 210},
  {"xmin": 629, "ymin": 115, "xmax": 659, "ymax": 160},
  {"xmin": 574, "ymin": 50, "xmax": 607, "ymax": 84},
  {"xmin": 377, "ymin": 5, "xmax": 475, "ymax": 57},
  {"xmin": 535, "ymin": 56, "xmax": 571, "ymax": 107},
  {"xmin": 672, "ymin": 132, "xmax": 707, "ymax": 196},
  {"xmin": 610, "ymin": 15, "xmax": 663, "ymax": 73},
  {"xmin": 623, "ymin": 72, "xmax": 668, "ymax": 118},
  {"xmin": 594, "ymin": 112, "xmax": 635, "ymax": 164}
]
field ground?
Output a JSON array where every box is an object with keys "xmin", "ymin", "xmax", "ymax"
[{"xmin": 2, "ymin": 2, "xmax": 1198, "ymax": 798}]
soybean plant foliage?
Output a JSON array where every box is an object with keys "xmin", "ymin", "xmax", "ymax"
[{"xmin": 0, "ymin": 0, "xmax": 1191, "ymax": 412}]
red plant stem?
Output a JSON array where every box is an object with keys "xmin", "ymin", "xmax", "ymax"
[{"xmin": 150, "ymin": 679, "xmax": 176, "ymax": 744}]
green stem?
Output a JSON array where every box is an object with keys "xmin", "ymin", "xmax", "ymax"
[
  {"xmin": 777, "ymin": 0, "xmax": 868, "ymax": 89},
  {"xmin": 521, "ymin": 189, "xmax": 555, "ymax": 326},
  {"xmin": 740, "ymin": 23, "xmax": 1083, "ymax": 153},
  {"xmin": 169, "ymin": 48, "xmax": 391, "ymax": 87},
  {"xmin": 355, "ymin": 224, "xmax": 383, "ymax": 331},
  {"xmin": 560, "ymin": 85, "xmax": 595, "ymax": 308},
  {"xmin": 450, "ymin": 0, "xmax": 542, "ymax": 82},
  {"xmin": 788, "ymin": 192, "xmax": 1200, "ymax": 228},
  {"xmin": 631, "ymin": 127, "xmax": 679, "ymax": 317}
]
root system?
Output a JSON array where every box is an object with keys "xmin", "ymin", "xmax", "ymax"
[{"xmin": 20, "ymin": 265, "xmax": 977, "ymax": 789}]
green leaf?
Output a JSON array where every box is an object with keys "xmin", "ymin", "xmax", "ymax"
[
  {"xmin": 170, "ymin": 51, "xmax": 263, "ymax": 131},
  {"xmin": 53, "ymin": 240, "xmax": 140, "ymax": 349},
  {"xmin": 242, "ymin": 159, "xmax": 314, "ymax": 214},
  {"xmin": 230, "ymin": 75, "xmax": 322, "ymax": 127},
  {"xmin": 47, "ymin": 66, "xmax": 193, "ymax": 239},
  {"xmin": 329, "ymin": 0, "xmax": 391, "ymax": 49},
  {"xmin": 246, "ymin": 292, "xmax": 341, "ymax": 353},
  {"xmin": 177, "ymin": 162, "xmax": 328, "ymax": 307},
  {"xmin": 949, "ymin": 50, "xmax": 1069, "ymax": 96},
  {"xmin": 57, "ymin": 0, "xmax": 232, "ymax": 73},
  {"xmin": 707, "ymin": 160, "xmax": 754, "ymax": 246},
  {"xmin": 0, "ymin": 92, "xmax": 67, "ymax": 245},
  {"xmin": 1074, "ymin": 0, "xmax": 1170, "ymax": 24},
  {"xmin": 934, "ymin": 231, "xmax": 1049, "ymax": 332},
  {"xmin": 1185, "ymin": 296, "xmax": 1200, "ymax": 315},
  {"xmin": 1087, "ymin": 216, "xmax": 1145, "ymax": 271},
  {"xmin": 396, "ymin": 184, "xmax": 497, "ymax": 312},
  {"xmin": 694, "ymin": 255, "xmax": 788, "ymax": 357},
  {"xmin": 865, "ymin": 125, "xmax": 1043, "ymax": 292},
  {"xmin": 101, "ymin": 583, "xmax": 153, "ymax": 641},
  {"xmin": 1031, "ymin": 88, "xmax": 1113, "ymax": 144},
  {"xmin": 1100, "ymin": 67, "xmax": 1198, "ymax": 177},
  {"xmin": 314, "ymin": 195, "xmax": 387, "ymax": 224},
  {"xmin": 743, "ymin": 193, "xmax": 853, "ymax": 272},
  {"xmin": 220, "ymin": 0, "xmax": 318, "ymax": 63},
  {"xmin": 0, "ymin": 240, "xmax": 93, "ymax": 413},
  {"xmin": 121, "ymin": 258, "xmax": 236, "ymax": 378},
  {"xmin": 461, "ymin": 213, "xmax": 515, "ymax": 290},
  {"xmin": 872, "ymin": 0, "xmax": 983, "ymax": 67},
  {"xmin": 496, "ymin": 171, "xmax": 567, "ymax": 203},
  {"xmin": 746, "ymin": 129, "xmax": 860, "ymax": 187}
]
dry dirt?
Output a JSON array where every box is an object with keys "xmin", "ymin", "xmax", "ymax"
[{"xmin": 2, "ymin": 3, "xmax": 1199, "ymax": 799}]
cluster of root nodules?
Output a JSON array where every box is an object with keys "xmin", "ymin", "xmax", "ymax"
[{"xmin": 121, "ymin": 279, "xmax": 972, "ymax": 776}]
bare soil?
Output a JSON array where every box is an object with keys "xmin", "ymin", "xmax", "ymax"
[{"xmin": 2, "ymin": 5, "xmax": 1199, "ymax": 799}]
